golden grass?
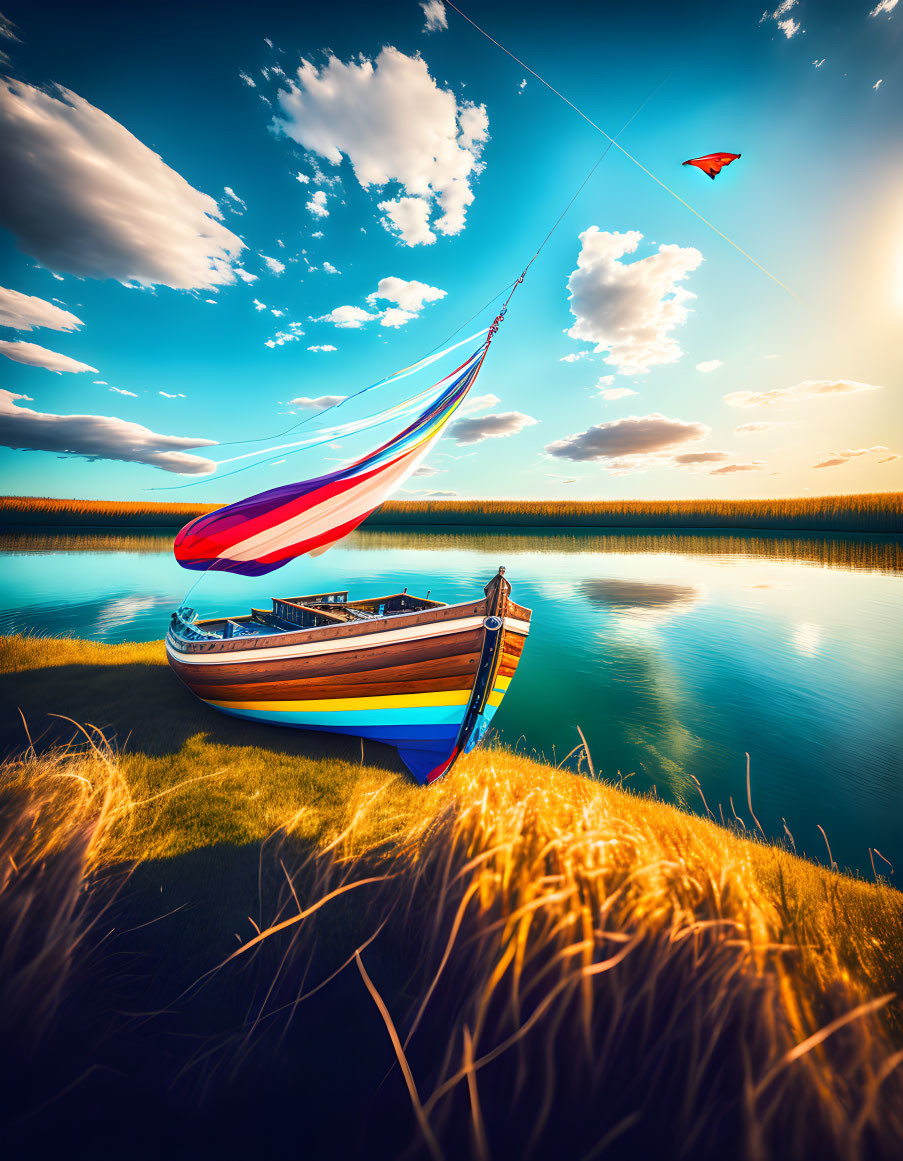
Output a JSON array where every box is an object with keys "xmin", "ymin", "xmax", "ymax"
[
  {"xmin": 369, "ymin": 493, "xmax": 903, "ymax": 533},
  {"xmin": 0, "ymin": 494, "xmax": 216, "ymax": 527},
  {"xmin": 2, "ymin": 633, "xmax": 902, "ymax": 1157},
  {"xmin": 3, "ymin": 492, "xmax": 901, "ymax": 532},
  {"xmin": 1, "ymin": 632, "xmax": 165, "ymax": 673}
]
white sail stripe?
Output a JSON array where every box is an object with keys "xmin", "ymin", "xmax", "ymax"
[
  {"xmin": 223, "ymin": 427, "xmax": 442, "ymax": 563},
  {"xmin": 167, "ymin": 615, "xmax": 530, "ymax": 666},
  {"xmin": 224, "ymin": 443, "xmax": 424, "ymax": 562}
]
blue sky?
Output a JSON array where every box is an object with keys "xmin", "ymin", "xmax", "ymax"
[{"xmin": 0, "ymin": 0, "xmax": 900, "ymax": 502}]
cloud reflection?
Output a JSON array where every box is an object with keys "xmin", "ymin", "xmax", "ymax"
[{"xmin": 580, "ymin": 577, "xmax": 702, "ymax": 619}]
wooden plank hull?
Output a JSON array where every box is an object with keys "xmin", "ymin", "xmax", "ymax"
[{"xmin": 166, "ymin": 577, "xmax": 530, "ymax": 784}]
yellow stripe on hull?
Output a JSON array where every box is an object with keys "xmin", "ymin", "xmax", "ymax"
[{"xmin": 206, "ymin": 688, "xmax": 474, "ymax": 714}]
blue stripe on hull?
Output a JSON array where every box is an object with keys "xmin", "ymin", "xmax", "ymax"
[{"xmin": 210, "ymin": 702, "xmax": 460, "ymax": 751}]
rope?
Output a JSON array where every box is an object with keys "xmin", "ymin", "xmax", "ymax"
[{"xmin": 444, "ymin": 0, "xmax": 799, "ymax": 301}]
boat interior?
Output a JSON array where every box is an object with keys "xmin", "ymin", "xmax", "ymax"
[{"xmin": 171, "ymin": 590, "xmax": 448, "ymax": 641}]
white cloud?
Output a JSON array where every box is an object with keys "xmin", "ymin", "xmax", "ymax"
[
  {"xmin": 0, "ymin": 78, "xmax": 245, "ymax": 289},
  {"xmin": 322, "ymin": 261, "xmax": 340, "ymax": 274},
  {"xmin": 0, "ymin": 339, "xmax": 97, "ymax": 374},
  {"xmin": 518, "ymin": 79, "xmax": 527, "ymax": 94},
  {"xmin": 159, "ymin": 391, "xmax": 186, "ymax": 398},
  {"xmin": 109, "ymin": 386, "xmax": 137, "ymax": 397},
  {"xmin": 306, "ymin": 344, "xmax": 337, "ymax": 353},
  {"xmin": 870, "ymin": 0, "xmax": 898, "ymax": 16},
  {"xmin": 0, "ymin": 286, "xmax": 83, "ymax": 332},
  {"xmin": 672, "ymin": 451, "xmax": 730, "ymax": 466},
  {"xmin": 873, "ymin": 79, "xmax": 883, "ymax": 90},
  {"xmin": 413, "ymin": 464, "xmax": 442, "ymax": 477},
  {"xmin": 696, "ymin": 359, "xmax": 723, "ymax": 373},
  {"xmin": 380, "ymin": 307, "xmax": 418, "ymax": 328},
  {"xmin": 420, "ymin": 1, "xmax": 447, "ymax": 32},
  {"xmin": 262, "ymin": 255, "xmax": 286, "ymax": 275},
  {"xmin": 459, "ymin": 393, "xmax": 501, "ymax": 416},
  {"xmin": 449, "ymin": 411, "xmax": 538, "ymax": 444},
  {"xmin": 812, "ymin": 445, "xmax": 894, "ymax": 468},
  {"xmin": 566, "ymin": 228, "xmax": 703, "ymax": 375},
  {"xmin": 93, "ymin": 380, "xmax": 107, "ymax": 385},
  {"xmin": 288, "ymin": 395, "xmax": 347, "ymax": 410},
  {"xmin": 367, "ymin": 275, "xmax": 446, "ymax": 313},
  {"xmin": 735, "ymin": 421, "xmax": 791, "ymax": 433},
  {"xmin": 560, "ymin": 351, "xmax": 591, "ymax": 363},
  {"xmin": 252, "ymin": 299, "xmax": 267, "ymax": 311},
  {"xmin": 710, "ymin": 462, "xmax": 766, "ymax": 474},
  {"xmin": 223, "ymin": 186, "xmax": 246, "ymax": 213},
  {"xmin": 307, "ymin": 189, "xmax": 329, "ymax": 218},
  {"xmin": 236, "ymin": 268, "xmax": 258, "ymax": 284},
  {"xmin": 813, "ymin": 59, "xmax": 826, "ymax": 68},
  {"xmin": 378, "ymin": 195, "xmax": 436, "ymax": 246},
  {"xmin": 274, "ymin": 47, "xmax": 488, "ymax": 245},
  {"xmin": 598, "ymin": 387, "xmax": 637, "ymax": 401},
  {"xmin": 265, "ymin": 329, "xmax": 302, "ymax": 348},
  {"xmin": 315, "ymin": 276, "xmax": 447, "ymax": 332},
  {"xmin": 760, "ymin": 2, "xmax": 802, "ymax": 38},
  {"xmin": 239, "ymin": 71, "xmax": 256, "ymax": 88},
  {"xmin": 724, "ymin": 379, "xmax": 884, "ymax": 408},
  {"xmin": 311, "ymin": 230, "xmax": 324, "ymax": 239},
  {"xmin": 0, "ymin": 389, "xmax": 216, "ymax": 473},
  {"xmin": 546, "ymin": 412, "xmax": 708, "ymax": 462},
  {"xmin": 315, "ymin": 305, "xmax": 379, "ymax": 329},
  {"xmin": 296, "ymin": 171, "xmax": 310, "ymax": 184}
]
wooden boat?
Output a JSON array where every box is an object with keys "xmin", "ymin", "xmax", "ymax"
[{"xmin": 166, "ymin": 567, "xmax": 530, "ymax": 784}]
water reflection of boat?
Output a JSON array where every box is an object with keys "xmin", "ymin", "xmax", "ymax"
[{"xmin": 166, "ymin": 567, "xmax": 530, "ymax": 785}]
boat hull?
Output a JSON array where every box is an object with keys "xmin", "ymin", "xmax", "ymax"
[{"xmin": 166, "ymin": 589, "xmax": 529, "ymax": 784}]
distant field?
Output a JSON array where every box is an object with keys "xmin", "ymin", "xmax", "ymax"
[{"xmin": 2, "ymin": 492, "xmax": 901, "ymax": 532}]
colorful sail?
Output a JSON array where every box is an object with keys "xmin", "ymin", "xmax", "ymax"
[{"xmin": 174, "ymin": 341, "xmax": 489, "ymax": 576}]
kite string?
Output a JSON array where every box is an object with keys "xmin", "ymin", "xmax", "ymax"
[{"xmin": 443, "ymin": 0, "xmax": 799, "ymax": 301}]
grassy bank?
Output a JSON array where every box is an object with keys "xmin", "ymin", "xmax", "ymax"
[
  {"xmin": 3, "ymin": 492, "xmax": 902, "ymax": 533},
  {"xmin": 2, "ymin": 634, "xmax": 902, "ymax": 1159}
]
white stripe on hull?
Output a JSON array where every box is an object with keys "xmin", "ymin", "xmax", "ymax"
[{"xmin": 167, "ymin": 615, "xmax": 530, "ymax": 667}]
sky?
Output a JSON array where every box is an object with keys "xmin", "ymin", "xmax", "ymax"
[{"xmin": 0, "ymin": 0, "xmax": 901, "ymax": 503}]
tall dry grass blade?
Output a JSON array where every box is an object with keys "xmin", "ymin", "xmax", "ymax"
[
  {"xmin": 873, "ymin": 848, "xmax": 894, "ymax": 874},
  {"xmin": 355, "ymin": 950, "xmax": 444, "ymax": 1161},
  {"xmin": 462, "ymin": 1025, "xmax": 490, "ymax": 1161},
  {"xmin": 575, "ymin": 726, "xmax": 595, "ymax": 780},
  {"xmin": 745, "ymin": 753, "xmax": 766, "ymax": 839},
  {"xmin": 689, "ymin": 775, "xmax": 716, "ymax": 822},
  {"xmin": 754, "ymin": 994, "xmax": 895, "ymax": 1097},
  {"xmin": 816, "ymin": 824, "xmax": 837, "ymax": 873}
]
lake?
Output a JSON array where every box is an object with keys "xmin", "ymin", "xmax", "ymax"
[{"xmin": 2, "ymin": 525, "xmax": 901, "ymax": 877}]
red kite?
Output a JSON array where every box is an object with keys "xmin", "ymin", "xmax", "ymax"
[{"xmin": 682, "ymin": 152, "xmax": 741, "ymax": 179}]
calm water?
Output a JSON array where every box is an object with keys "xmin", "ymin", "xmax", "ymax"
[{"xmin": 2, "ymin": 526, "xmax": 901, "ymax": 876}]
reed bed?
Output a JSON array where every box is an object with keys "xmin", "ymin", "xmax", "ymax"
[
  {"xmin": 368, "ymin": 494, "xmax": 903, "ymax": 534},
  {"xmin": 2, "ymin": 492, "xmax": 901, "ymax": 533}
]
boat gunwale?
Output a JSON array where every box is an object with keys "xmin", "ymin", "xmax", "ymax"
[
  {"xmin": 166, "ymin": 613, "xmax": 531, "ymax": 667},
  {"xmin": 168, "ymin": 596, "xmax": 532, "ymax": 657}
]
